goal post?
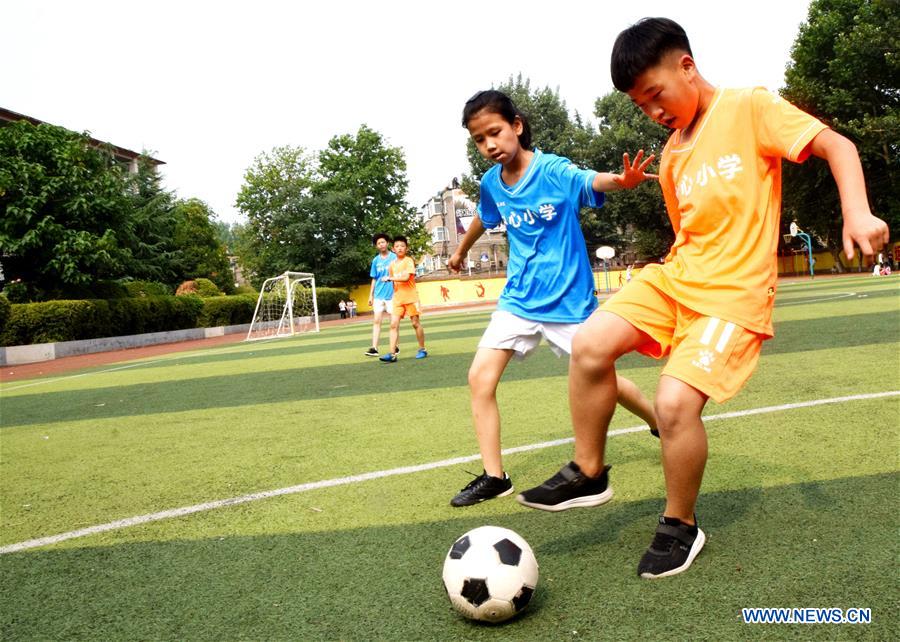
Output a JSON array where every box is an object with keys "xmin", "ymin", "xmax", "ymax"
[{"xmin": 246, "ymin": 272, "xmax": 319, "ymax": 341}]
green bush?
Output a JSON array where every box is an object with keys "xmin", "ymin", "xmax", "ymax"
[
  {"xmin": 54, "ymin": 280, "xmax": 130, "ymax": 300},
  {"xmin": 123, "ymin": 281, "xmax": 172, "ymax": 297},
  {"xmin": 1, "ymin": 300, "xmax": 110, "ymax": 345},
  {"xmin": 193, "ymin": 278, "xmax": 222, "ymax": 297},
  {"xmin": 87, "ymin": 281, "xmax": 131, "ymax": 299},
  {"xmin": 315, "ymin": 287, "xmax": 351, "ymax": 314},
  {"xmin": 2, "ymin": 282, "xmax": 30, "ymax": 303},
  {"xmin": 234, "ymin": 284, "xmax": 257, "ymax": 296},
  {"xmin": 197, "ymin": 295, "xmax": 257, "ymax": 327},
  {"xmin": 0, "ymin": 286, "xmax": 357, "ymax": 347},
  {"xmin": 0, "ymin": 296, "xmax": 205, "ymax": 347},
  {"xmin": 0, "ymin": 295, "xmax": 11, "ymax": 335}
]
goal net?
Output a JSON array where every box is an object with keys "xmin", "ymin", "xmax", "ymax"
[{"xmin": 246, "ymin": 272, "xmax": 319, "ymax": 341}]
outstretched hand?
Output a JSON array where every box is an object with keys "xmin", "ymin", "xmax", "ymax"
[{"xmin": 612, "ymin": 150, "xmax": 658, "ymax": 189}]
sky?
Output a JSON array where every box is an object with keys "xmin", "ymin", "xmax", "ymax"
[{"xmin": 2, "ymin": 0, "xmax": 813, "ymax": 224}]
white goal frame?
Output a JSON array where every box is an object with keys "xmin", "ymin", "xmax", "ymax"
[{"xmin": 245, "ymin": 271, "xmax": 320, "ymax": 341}]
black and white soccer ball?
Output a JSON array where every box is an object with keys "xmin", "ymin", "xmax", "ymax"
[{"xmin": 442, "ymin": 525, "xmax": 539, "ymax": 623}]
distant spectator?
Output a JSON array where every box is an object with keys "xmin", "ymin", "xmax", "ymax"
[{"xmin": 338, "ymin": 299, "xmax": 347, "ymax": 319}]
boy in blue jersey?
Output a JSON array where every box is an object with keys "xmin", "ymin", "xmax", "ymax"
[
  {"xmin": 448, "ymin": 90, "xmax": 659, "ymax": 507},
  {"xmin": 364, "ymin": 233, "xmax": 398, "ymax": 357}
]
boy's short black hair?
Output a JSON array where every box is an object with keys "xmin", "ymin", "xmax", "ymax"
[
  {"xmin": 610, "ymin": 17, "xmax": 693, "ymax": 91},
  {"xmin": 393, "ymin": 235, "xmax": 408, "ymax": 245},
  {"xmin": 372, "ymin": 232, "xmax": 391, "ymax": 245}
]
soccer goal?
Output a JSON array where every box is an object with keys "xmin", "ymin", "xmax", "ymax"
[{"xmin": 246, "ymin": 272, "xmax": 319, "ymax": 341}]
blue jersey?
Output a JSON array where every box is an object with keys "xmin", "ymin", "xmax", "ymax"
[
  {"xmin": 478, "ymin": 150, "xmax": 603, "ymax": 323},
  {"xmin": 370, "ymin": 251, "xmax": 397, "ymax": 300}
]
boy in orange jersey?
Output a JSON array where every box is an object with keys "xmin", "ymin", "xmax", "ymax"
[
  {"xmin": 518, "ymin": 17, "xmax": 889, "ymax": 578},
  {"xmin": 379, "ymin": 236, "xmax": 427, "ymax": 362}
]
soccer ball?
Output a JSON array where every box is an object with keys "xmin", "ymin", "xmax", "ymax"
[{"xmin": 442, "ymin": 525, "xmax": 539, "ymax": 623}]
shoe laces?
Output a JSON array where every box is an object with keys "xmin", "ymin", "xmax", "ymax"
[{"xmin": 459, "ymin": 470, "xmax": 489, "ymax": 492}]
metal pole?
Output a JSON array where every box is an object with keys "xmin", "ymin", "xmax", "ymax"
[
  {"xmin": 604, "ymin": 259, "xmax": 611, "ymax": 293},
  {"xmin": 799, "ymin": 232, "xmax": 813, "ymax": 278}
]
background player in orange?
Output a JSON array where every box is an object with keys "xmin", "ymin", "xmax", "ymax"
[
  {"xmin": 379, "ymin": 236, "xmax": 427, "ymax": 362},
  {"xmin": 518, "ymin": 17, "xmax": 889, "ymax": 579}
]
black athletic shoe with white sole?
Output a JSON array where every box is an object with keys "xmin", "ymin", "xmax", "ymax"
[
  {"xmin": 637, "ymin": 515, "xmax": 706, "ymax": 579},
  {"xmin": 364, "ymin": 347, "xmax": 379, "ymax": 357},
  {"xmin": 450, "ymin": 471, "xmax": 513, "ymax": 507},
  {"xmin": 516, "ymin": 462, "xmax": 613, "ymax": 511}
]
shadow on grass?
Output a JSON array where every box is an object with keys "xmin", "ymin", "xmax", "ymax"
[
  {"xmin": 3, "ymin": 310, "xmax": 897, "ymax": 429},
  {"xmin": 1, "ymin": 472, "xmax": 896, "ymax": 641},
  {"xmin": 137, "ymin": 322, "xmax": 495, "ymax": 370}
]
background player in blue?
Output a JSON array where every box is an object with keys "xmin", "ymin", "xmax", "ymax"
[
  {"xmin": 364, "ymin": 233, "xmax": 398, "ymax": 357},
  {"xmin": 447, "ymin": 90, "xmax": 660, "ymax": 507}
]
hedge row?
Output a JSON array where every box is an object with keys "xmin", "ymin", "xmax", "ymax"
[{"xmin": 0, "ymin": 287, "xmax": 351, "ymax": 347}]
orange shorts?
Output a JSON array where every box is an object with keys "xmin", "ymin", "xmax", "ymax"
[
  {"xmin": 602, "ymin": 280, "xmax": 764, "ymax": 402},
  {"xmin": 393, "ymin": 301, "xmax": 420, "ymax": 319}
]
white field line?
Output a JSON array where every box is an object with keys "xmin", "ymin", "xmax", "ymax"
[{"xmin": 2, "ymin": 390, "xmax": 897, "ymax": 555}]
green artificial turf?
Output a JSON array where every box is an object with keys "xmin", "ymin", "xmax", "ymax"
[{"xmin": 1, "ymin": 275, "xmax": 898, "ymax": 640}]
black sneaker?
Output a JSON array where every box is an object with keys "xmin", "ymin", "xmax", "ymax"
[
  {"xmin": 637, "ymin": 515, "xmax": 706, "ymax": 579},
  {"xmin": 516, "ymin": 462, "xmax": 613, "ymax": 511},
  {"xmin": 364, "ymin": 347, "xmax": 379, "ymax": 357},
  {"xmin": 650, "ymin": 427, "xmax": 660, "ymax": 438},
  {"xmin": 450, "ymin": 471, "xmax": 513, "ymax": 507},
  {"xmin": 394, "ymin": 346, "xmax": 400, "ymax": 354}
]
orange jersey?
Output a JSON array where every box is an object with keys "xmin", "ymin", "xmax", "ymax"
[
  {"xmin": 641, "ymin": 87, "xmax": 827, "ymax": 337},
  {"xmin": 389, "ymin": 256, "xmax": 418, "ymax": 304}
]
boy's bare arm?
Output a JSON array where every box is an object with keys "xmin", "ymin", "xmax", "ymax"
[
  {"xmin": 449, "ymin": 216, "xmax": 486, "ymax": 272},
  {"xmin": 594, "ymin": 150, "xmax": 658, "ymax": 192},
  {"xmin": 383, "ymin": 270, "xmax": 411, "ymax": 281},
  {"xmin": 368, "ymin": 278, "xmax": 377, "ymax": 305},
  {"xmin": 809, "ymin": 129, "xmax": 889, "ymax": 261}
]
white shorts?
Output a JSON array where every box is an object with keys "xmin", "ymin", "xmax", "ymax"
[
  {"xmin": 372, "ymin": 298, "xmax": 392, "ymax": 314},
  {"xmin": 477, "ymin": 310, "xmax": 580, "ymax": 359}
]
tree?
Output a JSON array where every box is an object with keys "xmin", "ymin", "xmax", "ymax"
[
  {"xmin": 171, "ymin": 199, "xmax": 235, "ymax": 294},
  {"xmin": 317, "ymin": 124, "xmax": 427, "ymax": 261},
  {"xmin": 212, "ymin": 220, "xmax": 237, "ymax": 253},
  {"xmin": 781, "ymin": 0, "xmax": 899, "ymax": 268},
  {"xmin": 583, "ymin": 91, "xmax": 671, "ymax": 256},
  {"xmin": 0, "ymin": 121, "xmax": 133, "ymax": 300},
  {"xmin": 234, "ymin": 145, "xmax": 317, "ymax": 284},
  {"xmin": 464, "ymin": 75, "xmax": 594, "ymax": 178},
  {"xmin": 235, "ymin": 127, "xmax": 426, "ymax": 287},
  {"xmin": 121, "ymin": 154, "xmax": 181, "ymax": 284}
]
